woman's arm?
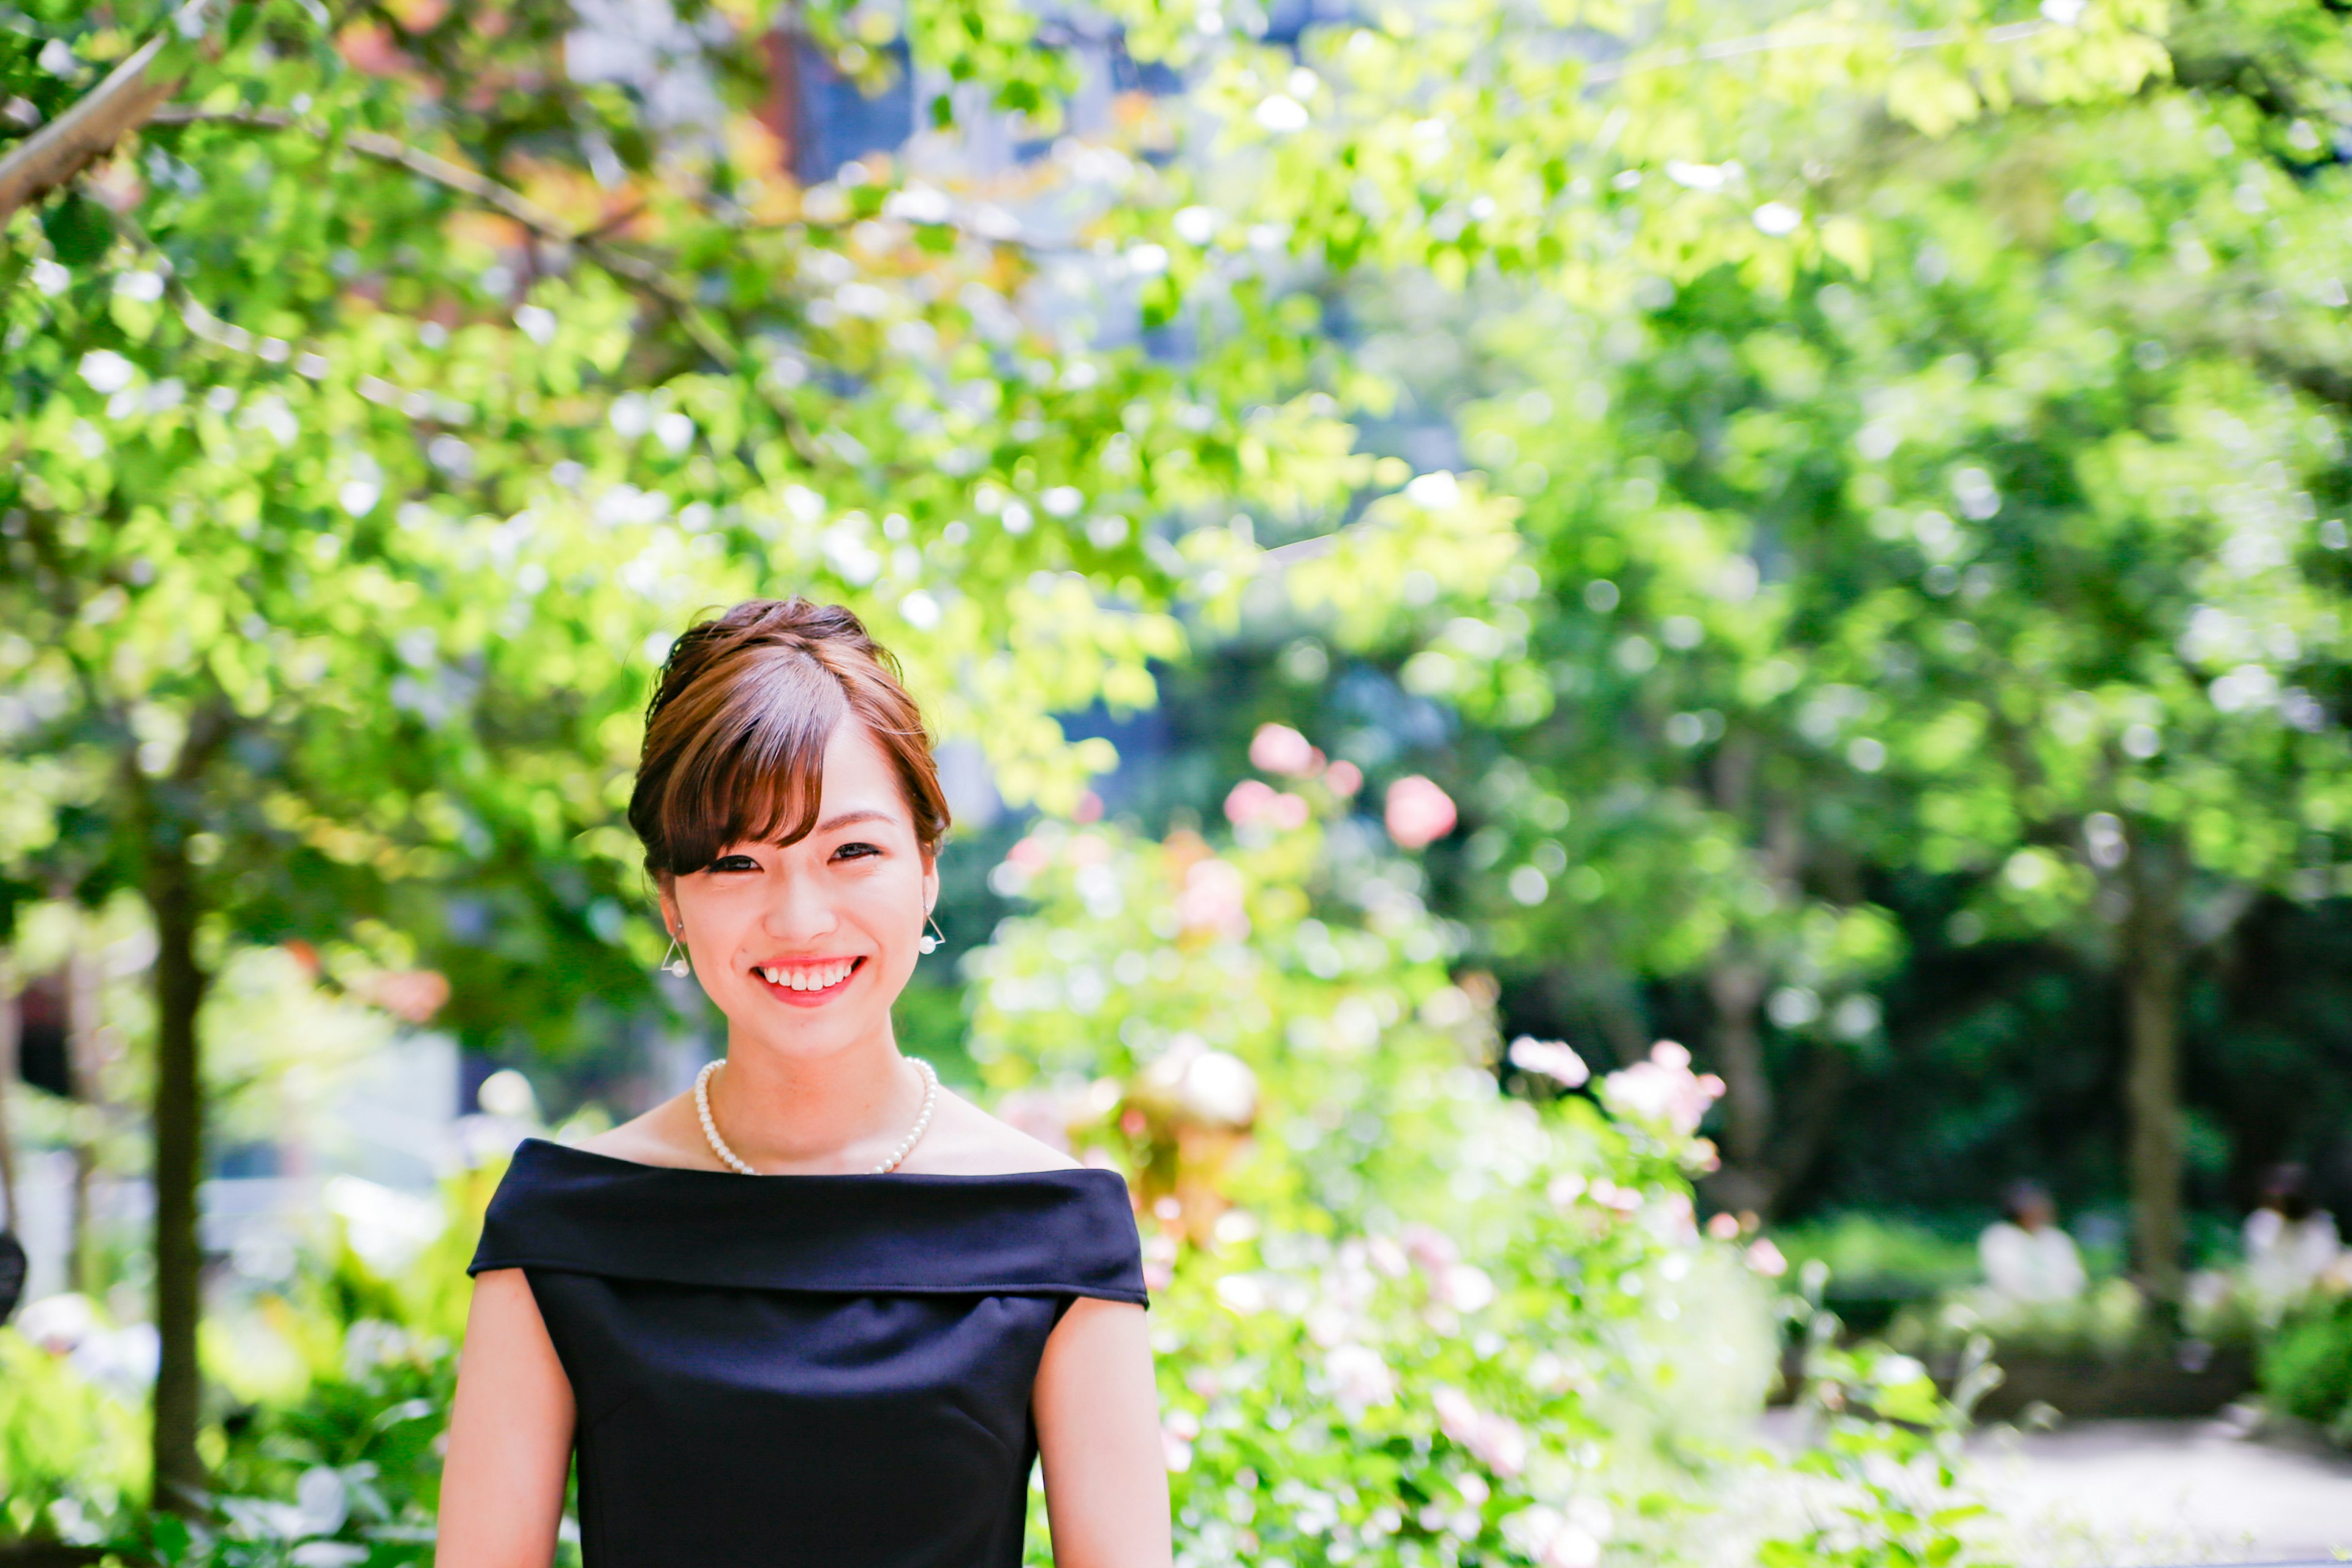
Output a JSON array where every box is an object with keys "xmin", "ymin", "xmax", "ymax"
[
  {"xmin": 1033, "ymin": 1297, "xmax": 1172, "ymax": 1568},
  {"xmin": 434, "ymin": 1269, "xmax": 576, "ymax": 1568}
]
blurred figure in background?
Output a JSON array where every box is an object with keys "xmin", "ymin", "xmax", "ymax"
[
  {"xmin": 1980, "ymin": 1180, "xmax": 2088, "ymax": 1305},
  {"xmin": 2245, "ymin": 1163, "xmax": 2342, "ymax": 1313}
]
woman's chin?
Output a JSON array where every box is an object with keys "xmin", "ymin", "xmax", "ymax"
[{"xmin": 724, "ymin": 1010, "xmax": 890, "ymax": 1061}]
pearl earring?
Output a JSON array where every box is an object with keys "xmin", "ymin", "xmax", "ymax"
[
  {"xmin": 918, "ymin": 911, "xmax": 944, "ymax": 956},
  {"xmin": 660, "ymin": 927, "xmax": 691, "ymax": 978}
]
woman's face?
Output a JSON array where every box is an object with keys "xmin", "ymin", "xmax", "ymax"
[{"xmin": 660, "ymin": 717, "xmax": 938, "ymax": 1063}]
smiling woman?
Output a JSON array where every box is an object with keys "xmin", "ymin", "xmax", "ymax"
[{"xmin": 433, "ymin": 599, "xmax": 1170, "ymax": 1568}]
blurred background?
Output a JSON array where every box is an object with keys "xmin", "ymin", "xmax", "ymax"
[{"xmin": 6, "ymin": 0, "xmax": 2352, "ymax": 1561}]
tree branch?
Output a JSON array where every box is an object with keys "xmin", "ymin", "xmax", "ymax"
[
  {"xmin": 0, "ymin": 29, "xmax": 184, "ymax": 222},
  {"xmin": 146, "ymin": 107, "xmax": 835, "ymax": 467}
]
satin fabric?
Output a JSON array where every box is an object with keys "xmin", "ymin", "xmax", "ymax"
[{"xmin": 468, "ymin": 1139, "xmax": 1148, "ymax": 1568}]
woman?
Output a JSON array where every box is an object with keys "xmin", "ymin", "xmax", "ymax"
[
  {"xmin": 1978, "ymin": 1179, "xmax": 2086, "ymax": 1305},
  {"xmin": 436, "ymin": 600, "xmax": 1170, "ymax": 1568},
  {"xmin": 2245, "ymin": 1163, "xmax": 2342, "ymax": 1311}
]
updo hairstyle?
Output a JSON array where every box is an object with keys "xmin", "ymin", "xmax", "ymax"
[{"xmin": 628, "ymin": 599, "xmax": 951, "ymax": 879}]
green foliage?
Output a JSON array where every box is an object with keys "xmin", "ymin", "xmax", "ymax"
[
  {"xmin": 1773, "ymin": 1216, "xmax": 1980, "ymax": 1295},
  {"xmin": 2259, "ymin": 1294, "xmax": 2352, "ymax": 1443},
  {"xmin": 967, "ymin": 774, "xmax": 1782, "ymax": 1565},
  {"xmin": 15, "ymin": 0, "xmax": 2352, "ymax": 1542},
  {"xmin": 0, "ymin": 1326, "xmax": 146, "ymax": 1542},
  {"xmin": 132, "ymin": 1163, "xmax": 499, "ymax": 1566},
  {"xmin": 1761, "ymin": 1339, "xmax": 2000, "ymax": 1568},
  {"xmin": 1887, "ymin": 1278, "xmax": 2155, "ymax": 1362}
]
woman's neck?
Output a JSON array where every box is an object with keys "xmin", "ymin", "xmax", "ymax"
[{"xmin": 708, "ymin": 1028, "xmax": 919, "ymax": 1173}]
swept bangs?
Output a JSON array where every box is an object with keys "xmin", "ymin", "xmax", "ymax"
[{"xmin": 628, "ymin": 600, "xmax": 951, "ymax": 879}]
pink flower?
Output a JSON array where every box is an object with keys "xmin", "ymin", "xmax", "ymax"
[
  {"xmin": 1161, "ymin": 1410, "xmax": 1199, "ymax": 1472},
  {"xmin": 1325, "ymin": 760, "xmax": 1363, "ymax": 796},
  {"xmin": 1600, "ymin": 1039, "xmax": 1725, "ymax": 1136},
  {"xmin": 1401, "ymin": 1223, "xmax": 1460, "ymax": 1274},
  {"xmin": 1225, "ymin": 778, "xmax": 1276, "ymax": 824},
  {"xmin": 1507, "ymin": 1036, "xmax": 1589, "ymax": 1087},
  {"xmin": 1385, "ymin": 775, "xmax": 1457, "ymax": 849},
  {"xmin": 1226, "ymin": 779, "xmax": 1309, "ymax": 830},
  {"xmin": 1434, "ymin": 1388, "xmax": 1526, "ymax": 1476},
  {"xmin": 1745, "ymin": 1238, "xmax": 1789, "ymax": 1277},
  {"xmin": 1176, "ymin": 857, "xmax": 1251, "ymax": 940},
  {"xmin": 1434, "ymin": 1385, "xmax": 1481, "ymax": 1442},
  {"xmin": 1249, "ymin": 723, "xmax": 1319, "ymax": 776}
]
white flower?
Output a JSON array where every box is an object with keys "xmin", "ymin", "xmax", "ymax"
[
  {"xmin": 1543, "ymin": 1525, "xmax": 1602, "ymax": 1568},
  {"xmin": 1174, "ymin": 206, "xmax": 1219, "ymax": 245},
  {"xmin": 1403, "ymin": 470, "xmax": 1461, "ymax": 508},
  {"xmin": 78, "ymin": 350, "xmax": 135, "ymax": 394},
  {"xmin": 1509, "ymin": 1036, "xmax": 1589, "ymax": 1087},
  {"xmin": 1324, "ymin": 1343, "xmax": 1397, "ymax": 1413},
  {"xmin": 1439, "ymin": 1264, "xmax": 1496, "ymax": 1313},
  {"xmin": 1255, "ymin": 94, "xmax": 1310, "ymax": 134}
]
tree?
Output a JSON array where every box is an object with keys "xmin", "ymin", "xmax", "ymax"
[
  {"xmin": 0, "ymin": 0, "xmax": 1390, "ymax": 1501},
  {"xmin": 9, "ymin": 0, "xmax": 2329, "ymax": 1506},
  {"xmin": 1101, "ymin": 0, "xmax": 2352, "ymax": 1270},
  {"xmin": 1276, "ymin": 0, "xmax": 2352, "ymax": 1276}
]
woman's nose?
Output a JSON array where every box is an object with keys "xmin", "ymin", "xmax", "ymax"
[{"xmin": 760, "ymin": 868, "xmax": 839, "ymax": 940}]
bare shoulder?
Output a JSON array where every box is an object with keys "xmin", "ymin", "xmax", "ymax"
[
  {"xmin": 575, "ymin": 1092, "xmax": 718, "ymax": 1171},
  {"xmin": 908, "ymin": 1085, "xmax": 1083, "ymax": 1175}
]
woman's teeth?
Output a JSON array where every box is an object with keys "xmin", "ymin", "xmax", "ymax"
[{"xmin": 758, "ymin": 960, "xmax": 854, "ymax": 991}]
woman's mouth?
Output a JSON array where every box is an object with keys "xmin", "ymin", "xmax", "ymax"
[{"xmin": 752, "ymin": 956, "xmax": 865, "ymax": 1007}]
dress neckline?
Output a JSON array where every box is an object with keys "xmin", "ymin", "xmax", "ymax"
[
  {"xmin": 517, "ymin": 1135, "xmax": 1102, "ymax": 1184},
  {"xmin": 472, "ymin": 1138, "xmax": 1149, "ymax": 1303}
]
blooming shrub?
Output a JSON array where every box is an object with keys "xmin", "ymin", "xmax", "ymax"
[
  {"xmin": 0, "ymin": 1320, "xmax": 145, "ymax": 1543},
  {"xmin": 966, "ymin": 749, "xmax": 1782, "ymax": 1565}
]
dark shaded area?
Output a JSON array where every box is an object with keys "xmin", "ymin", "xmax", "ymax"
[{"xmin": 13, "ymin": 973, "xmax": 67, "ymax": 1098}]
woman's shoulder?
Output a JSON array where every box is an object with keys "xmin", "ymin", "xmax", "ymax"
[
  {"xmin": 905, "ymin": 1088, "xmax": 1084, "ymax": 1176},
  {"xmin": 574, "ymin": 1095, "xmax": 714, "ymax": 1170}
]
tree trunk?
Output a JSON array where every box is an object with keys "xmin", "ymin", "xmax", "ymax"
[
  {"xmin": 2121, "ymin": 840, "xmax": 2186, "ymax": 1303},
  {"xmin": 0, "ymin": 956, "xmax": 20, "ymax": 1232},
  {"xmin": 1705, "ymin": 960, "xmax": 1776, "ymax": 1214},
  {"xmin": 66, "ymin": 930, "xmax": 102, "ymax": 1297},
  {"xmin": 760, "ymin": 8, "xmax": 805, "ymax": 179},
  {"xmin": 146, "ymin": 834, "xmax": 208, "ymax": 1512}
]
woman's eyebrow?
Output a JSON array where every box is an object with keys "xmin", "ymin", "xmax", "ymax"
[{"xmin": 813, "ymin": 808, "xmax": 902, "ymax": 833}]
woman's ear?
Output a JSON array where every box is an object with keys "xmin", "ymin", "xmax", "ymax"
[{"xmin": 655, "ymin": 876, "xmax": 680, "ymax": 938}]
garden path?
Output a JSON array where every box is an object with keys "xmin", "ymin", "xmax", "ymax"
[{"xmin": 1968, "ymin": 1416, "xmax": 2352, "ymax": 1564}]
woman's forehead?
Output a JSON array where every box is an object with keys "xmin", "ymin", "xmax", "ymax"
[{"xmin": 817, "ymin": 717, "xmax": 907, "ymax": 809}]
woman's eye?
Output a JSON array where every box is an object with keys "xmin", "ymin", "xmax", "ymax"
[
  {"xmin": 833, "ymin": 841, "xmax": 881, "ymax": 861},
  {"xmin": 710, "ymin": 854, "xmax": 760, "ymax": 873}
]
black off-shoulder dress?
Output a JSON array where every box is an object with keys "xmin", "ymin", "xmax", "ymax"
[{"xmin": 467, "ymin": 1137, "xmax": 1149, "ymax": 1568}]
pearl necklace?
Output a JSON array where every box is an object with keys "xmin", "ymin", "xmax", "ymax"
[{"xmin": 693, "ymin": 1057, "xmax": 938, "ymax": 1176}]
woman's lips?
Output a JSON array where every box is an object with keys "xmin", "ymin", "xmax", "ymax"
[{"xmin": 754, "ymin": 956, "xmax": 865, "ymax": 1008}]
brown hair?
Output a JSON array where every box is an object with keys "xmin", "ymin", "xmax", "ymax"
[{"xmin": 628, "ymin": 599, "xmax": 950, "ymax": 878}]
